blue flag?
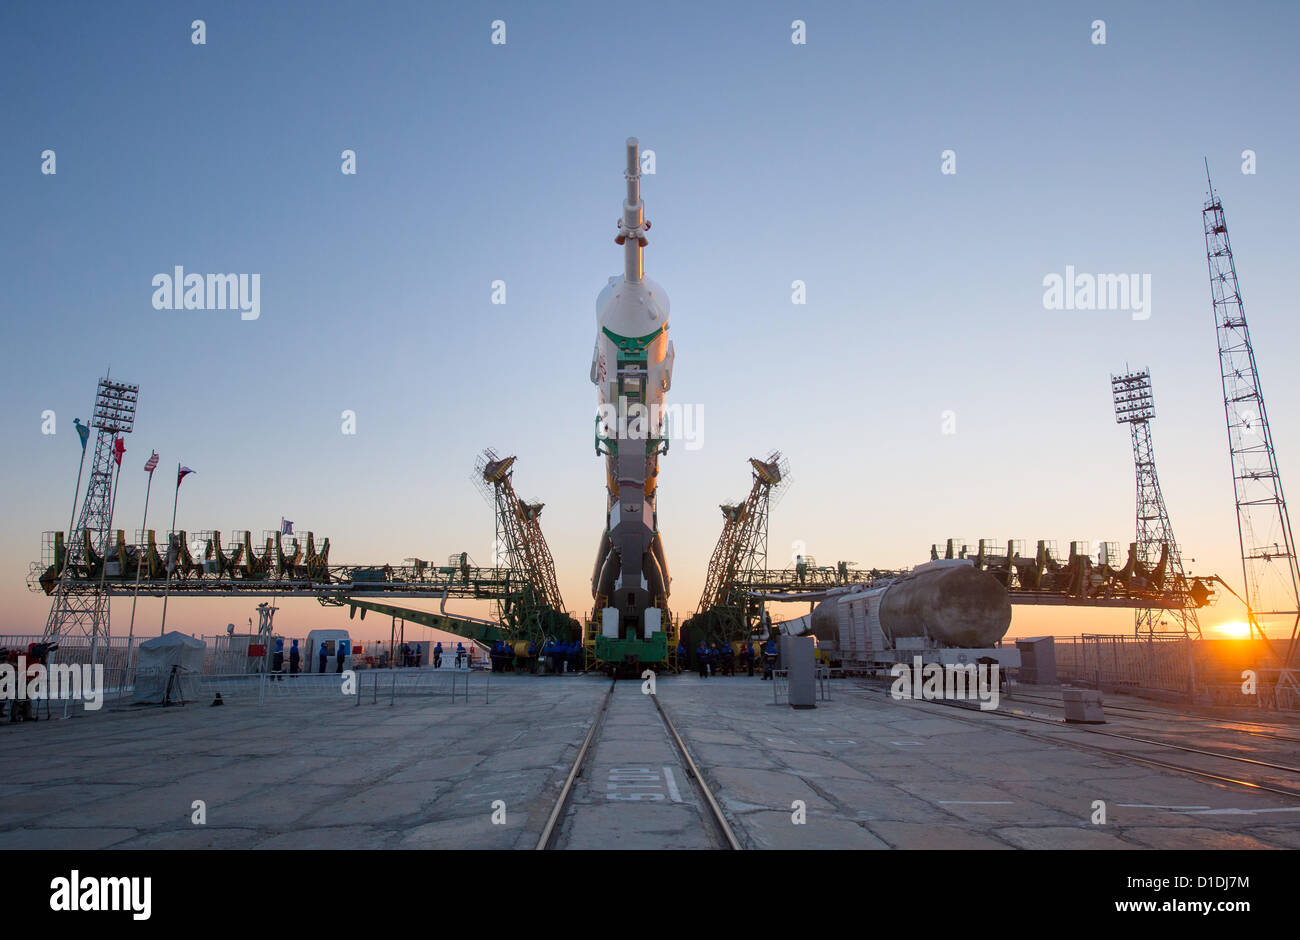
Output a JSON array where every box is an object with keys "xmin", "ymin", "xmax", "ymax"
[{"xmin": 74, "ymin": 418, "xmax": 89, "ymax": 453}]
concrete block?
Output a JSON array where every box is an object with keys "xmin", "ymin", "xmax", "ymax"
[{"xmin": 1062, "ymin": 687, "xmax": 1105, "ymax": 723}]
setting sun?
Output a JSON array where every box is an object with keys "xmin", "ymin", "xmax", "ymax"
[{"xmin": 1213, "ymin": 621, "xmax": 1252, "ymax": 638}]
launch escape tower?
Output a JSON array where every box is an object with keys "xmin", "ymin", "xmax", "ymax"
[
  {"xmin": 42, "ymin": 376, "xmax": 138, "ymax": 650},
  {"xmin": 1111, "ymin": 368, "xmax": 1201, "ymax": 638},
  {"xmin": 1203, "ymin": 177, "xmax": 1300, "ymax": 670},
  {"xmin": 685, "ymin": 452, "xmax": 790, "ymax": 646}
]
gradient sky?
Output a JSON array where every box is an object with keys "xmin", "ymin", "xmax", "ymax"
[{"xmin": 3, "ymin": 1, "xmax": 1298, "ymax": 643}]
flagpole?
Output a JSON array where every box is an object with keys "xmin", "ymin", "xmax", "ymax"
[
  {"xmin": 91, "ymin": 440, "xmax": 124, "ymax": 667},
  {"xmin": 60, "ymin": 422, "xmax": 90, "ymax": 580},
  {"xmin": 127, "ymin": 457, "xmax": 156, "ymax": 648},
  {"xmin": 159, "ymin": 462, "xmax": 182, "ymax": 635}
]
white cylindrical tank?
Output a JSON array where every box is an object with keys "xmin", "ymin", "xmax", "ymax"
[
  {"xmin": 791, "ymin": 562, "xmax": 1011, "ymax": 650},
  {"xmin": 877, "ymin": 564, "xmax": 1011, "ymax": 648}
]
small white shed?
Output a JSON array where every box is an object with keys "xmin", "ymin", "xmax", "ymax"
[{"xmin": 304, "ymin": 629, "xmax": 352, "ymax": 673}]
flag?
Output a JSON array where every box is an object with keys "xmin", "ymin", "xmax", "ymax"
[
  {"xmin": 112, "ymin": 437, "xmax": 125, "ymax": 467},
  {"xmin": 280, "ymin": 519, "xmax": 294, "ymax": 535},
  {"xmin": 177, "ymin": 466, "xmax": 195, "ymax": 488},
  {"xmin": 144, "ymin": 451, "xmax": 159, "ymax": 474},
  {"xmin": 74, "ymin": 419, "xmax": 89, "ymax": 452}
]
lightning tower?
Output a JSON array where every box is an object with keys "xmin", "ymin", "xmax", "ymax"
[{"xmin": 1203, "ymin": 174, "xmax": 1300, "ymax": 668}]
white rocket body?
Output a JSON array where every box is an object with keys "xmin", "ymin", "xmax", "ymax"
[{"xmin": 589, "ymin": 138, "xmax": 673, "ymax": 646}]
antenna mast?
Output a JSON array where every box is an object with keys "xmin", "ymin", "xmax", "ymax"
[{"xmin": 1203, "ymin": 171, "xmax": 1300, "ymax": 673}]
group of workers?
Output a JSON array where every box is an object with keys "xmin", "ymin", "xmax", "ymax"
[
  {"xmin": 249, "ymin": 633, "xmax": 780, "ymax": 679},
  {"xmin": 429, "ymin": 642, "xmax": 469, "ymax": 669},
  {"xmin": 267, "ymin": 638, "xmax": 356, "ymax": 677},
  {"xmin": 269, "ymin": 638, "xmax": 300, "ymax": 680},
  {"xmin": 683, "ymin": 639, "xmax": 779, "ymax": 679},
  {"xmin": 489, "ymin": 638, "xmax": 584, "ymax": 674},
  {"xmin": 397, "ymin": 642, "xmax": 422, "ymax": 668},
  {"xmin": 542, "ymin": 639, "xmax": 583, "ymax": 674},
  {"xmin": 488, "ymin": 639, "xmax": 521, "ymax": 673}
]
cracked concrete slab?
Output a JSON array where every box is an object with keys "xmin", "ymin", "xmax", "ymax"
[{"xmin": 3, "ymin": 671, "xmax": 1298, "ymax": 850}]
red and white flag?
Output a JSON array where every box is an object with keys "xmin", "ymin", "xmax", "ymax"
[
  {"xmin": 177, "ymin": 466, "xmax": 196, "ymax": 488},
  {"xmin": 144, "ymin": 451, "xmax": 159, "ymax": 474},
  {"xmin": 112, "ymin": 437, "xmax": 125, "ymax": 468}
]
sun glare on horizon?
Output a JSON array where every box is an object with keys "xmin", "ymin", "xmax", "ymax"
[{"xmin": 1213, "ymin": 621, "xmax": 1252, "ymax": 638}]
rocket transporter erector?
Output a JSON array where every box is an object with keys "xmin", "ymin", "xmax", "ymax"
[{"xmin": 589, "ymin": 138, "xmax": 674, "ymax": 667}]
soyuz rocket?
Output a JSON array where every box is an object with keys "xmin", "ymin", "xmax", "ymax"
[{"xmin": 589, "ymin": 138, "xmax": 674, "ymax": 643}]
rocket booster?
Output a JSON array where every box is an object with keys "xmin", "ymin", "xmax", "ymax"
[{"xmin": 589, "ymin": 138, "xmax": 674, "ymax": 640}]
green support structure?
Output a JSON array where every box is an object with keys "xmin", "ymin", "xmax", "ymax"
[{"xmin": 342, "ymin": 598, "xmax": 504, "ymax": 645}]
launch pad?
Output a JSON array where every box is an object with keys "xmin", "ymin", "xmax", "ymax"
[{"xmin": 2, "ymin": 673, "xmax": 1298, "ymax": 850}]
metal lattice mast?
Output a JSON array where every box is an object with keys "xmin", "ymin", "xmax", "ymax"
[
  {"xmin": 696, "ymin": 503, "xmax": 745, "ymax": 616},
  {"xmin": 43, "ymin": 377, "xmax": 138, "ymax": 643},
  {"xmin": 475, "ymin": 450, "xmax": 566, "ymax": 618},
  {"xmin": 1111, "ymin": 369, "xmax": 1201, "ymax": 638},
  {"xmin": 1203, "ymin": 177, "xmax": 1300, "ymax": 666},
  {"xmin": 733, "ymin": 455, "xmax": 784, "ymax": 592},
  {"xmin": 694, "ymin": 452, "xmax": 789, "ymax": 618}
]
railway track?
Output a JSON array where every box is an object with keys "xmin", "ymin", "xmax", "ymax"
[
  {"xmin": 1008, "ymin": 690, "xmax": 1300, "ymax": 745},
  {"xmin": 537, "ymin": 678, "xmax": 741, "ymax": 850},
  {"xmin": 858, "ymin": 679, "xmax": 1300, "ymax": 802}
]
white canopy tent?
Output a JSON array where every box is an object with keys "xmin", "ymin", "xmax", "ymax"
[{"xmin": 131, "ymin": 631, "xmax": 206, "ymax": 705}]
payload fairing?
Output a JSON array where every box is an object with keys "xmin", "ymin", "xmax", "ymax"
[{"xmin": 589, "ymin": 138, "xmax": 674, "ymax": 663}]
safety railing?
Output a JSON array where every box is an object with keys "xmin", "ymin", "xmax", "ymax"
[
  {"xmin": 770, "ymin": 666, "xmax": 833, "ymax": 705},
  {"xmin": 360, "ymin": 666, "xmax": 490, "ymax": 706}
]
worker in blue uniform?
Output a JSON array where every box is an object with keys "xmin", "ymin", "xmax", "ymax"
[
  {"xmin": 740, "ymin": 642, "xmax": 755, "ymax": 677},
  {"xmin": 695, "ymin": 641, "xmax": 709, "ymax": 678},
  {"xmin": 762, "ymin": 639, "xmax": 778, "ymax": 680}
]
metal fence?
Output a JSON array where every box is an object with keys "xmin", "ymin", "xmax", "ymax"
[
  {"xmin": 361, "ymin": 666, "xmax": 490, "ymax": 706},
  {"xmin": 1, "ymin": 633, "xmax": 139, "ymax": 705},
  {"xmin": 1, "ymin": 634, "xmax": 494, "ymax": 713},
  {"xmin": 1015, "ymin": 633, "xmax": 1299, "ymax": 712},
  {"xmin": 1053, "ymin": 633, "xmax": 1197, "ymax": 696},
  {"xmin": 771, "ymin": 666, "xmax": 833, "ymax": 706}
]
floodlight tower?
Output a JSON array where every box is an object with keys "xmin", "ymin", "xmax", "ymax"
[
  {"xmin": 43, "ymin": 376, "xmax": 138, "ymax": 648},
  {"xmin": 1203, "ymin": 176, "xmax": 1300, "ymax": 668},
  {"xmin": 1111, "ymin": 368, "xmax": 1201, "ymax": 638}
]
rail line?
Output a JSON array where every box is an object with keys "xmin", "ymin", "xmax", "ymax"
[
  {"xmin": 1007, "ymin": 690, "xmax": 1300, "ymax": 745},
  {"xmin": 535, "ymin": 678, "xmax": 616, "ymax": 850},
  {"xmin": 536, "ymin": 678, "xmax": 741, "ymax": 850},
  {"xmin": 858, "ymin": 679, "xmax": 1300, "ymax": 802}
]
